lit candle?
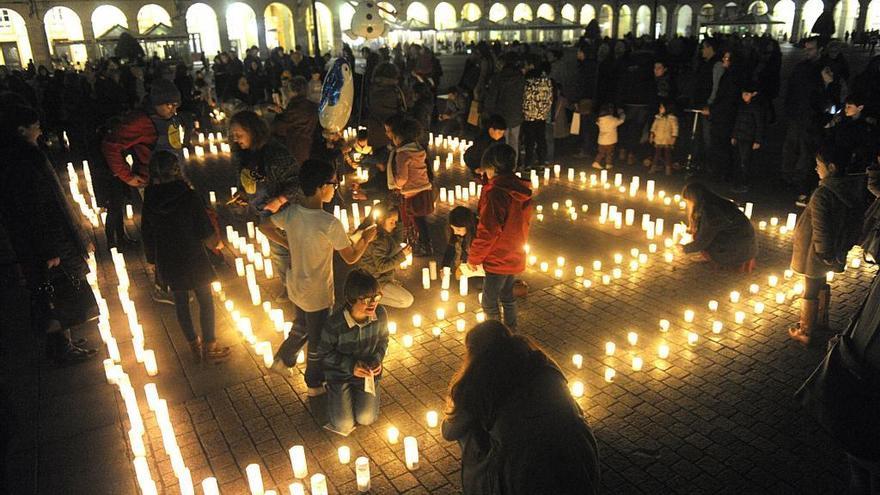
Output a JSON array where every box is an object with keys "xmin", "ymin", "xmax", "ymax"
[
  {"xmin": 456, "ymin": 319, "xmax": 466, "ymax": 332},
  {"xmin": 143, "ymin": 350, "xmax": 158, "ymax": 376},
  {"xmin": 712, "ymin": 320, "xmax": 723, "ymax": 333},
  {"xmin": 338, "ymin": 446, "xmax": 351, "ymax": 464},
  {"xmin": 735, "ymin": 311, "xmax": 746, "ymax": 324},
  {"xmin": 432, "ymin": 326, "xmax": 442, "ymax": 337},
  {"xmin": 209, "ymin": 191, "xmax": 216, "ymax": 204},
  {"xmin": 631, "ymin": 356, "xmax": 644, "ymax": 371},
  {"xmin": 605, "ymin": 341, "xmax": 616, "ymax": 356},
  {"xmin": 575, "ymin": 265, "xmax": 584, "ymax": 277},
  {"xmin": 570, "ymin": 381, "xmax": 585, "ymax": 397},
  {"xmin": 708, "ymin": 300, "xmax": 719, "ymax": 311},
  {"xmin": 768, "ymin": 275, "xmax": 778, "ymax": 287},
  {"xmin": 612, "ymin": 268, "xmax": 622, "ymax": 279},
  {"xmin": 784, "ymin": 269, "xmax": 794, "ymax": 279},
  {"xmin": 388, "ymin": 322, "xmax": 397, "ymax": 334},
  {"xmin": 852, "ymin": 258, "xmax": 862, "ymax": 268},
  {"xmin": 593, "ymin": 260, "xmax": 602, "ymax": 271},
  {"xmin": 604, "ymin": 368, "xmax": 616, "ymax": 382},
  {"xmin": 602, "ymin": 274, "xmax": 611, "ymax": 284},
  {"xmin": 436, "ymin": 308, "xmax": 446, "ymax": 320},
  {"xmin": 775, "ymin": 292, "xmax": 786, "ymax": 304},
  {"xmin": 460, "ymin": 276, "xmax": 468, "ymax": 296},
  {"xmin": 289, "ymin": 445, "xmax": 308, "ymax": 478},
  {"xmin": 246, "ymin": 464, "xmax": 264, "ymax": 495},
  {"xmin": 404, "ymin": 436, "xmax": 419, "ymax": 470},
  {"xmin": 126, "ymin": 204, "xmax": 134, "ymax": 219},
  {"xmin": 759, "ymin": 221, "xmax": 767, "ymax": 230},
  {"xmin": 202, "ymin": 478, "xmax": 220, "ymax": 495},
  {"xmin": 476, "ymin": 312, "xmax": 486, "ymax": 323},
  {"xmin": 582, "ymin": 279, "xmax": 592, "ymax": 288},
  {"xmin": 554, "ymin": 268, "xmax": 563, "ymax": 279},
  {"xmin": 627, "ymin": 332, "xmax": 638, "ymax": 346},
  {"xmin": 572, "ymin": 354, "xmax": 583, "ymax": 368},
  {"xmin": 355, "ymin": 457, "xmax": 371, "ymax": 492},
  {"xmin": 387, "ymin": 426, "xmax": 400, "ymax": 444},
  {"xmin": 440, "ymin": 290, "xmax": 450, "ymax": 302},
  {"xmin": 687, "ymin": 332, "xmax": 698, "ymax": 346},
  {"xmin": 402, "ymin": 335, "xmax": 413, "ymax": 347},
  {"xmin": 754, "ymin": 302, "xmax": 765, "ymax": 314},
  {"xmin": 412, "ymin": 314, "xmax": 422, "ymax": 327},
  {"xmin": 310, "ymin": 474, "xmax": 328, "ymax": 495},
  {"xmin": 658, "ymin": 344, "xmax": 670, "ymax": 359},
  {"xmin": 786, "ymin": 213, "xmax": 797, "ymax": 231},
  {"xmin": 426, "ymin": 411, "xmax": 439, "ymax": 427},
  {"xmin": 540, "ymin": 261, "xmax": 549, "ymax": 272},
  {"xmin": 422, "ymin": 268, "xmax": 430, "ymax": 289},
  {"xmin": 749, "ymin": 284, "xmax": 759, "ymax": 294},
  {"xmin": 457, "ymin": 301, "xmax": 466, "ymax": 313},
  {"xmin": 235, "ymin": 258, "xmax": 245, "ymax": 277},
  {"xmin": 826, "ymin": 271, "xmax": 834, "ymax": 282},
  {"xmin": 684, "ymin": 310, "xmax": 695, "ymax": 323},
  {"xmin": 730, "ymin": 291, "xmax": 741, "ymax": 303},
  {"xmin": 613, "ymin": 253, "xmax": 623, "ymax": 264},
  {"xmin": 659, "ymin": 319, "xmax": 670, "ymax": 332},
  {"xmin": 289, "ymin": 483, "xmax": 306, "ymax": 495}
]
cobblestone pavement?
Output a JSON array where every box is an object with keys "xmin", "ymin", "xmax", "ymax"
[{"xmin": 4, "ymin": 139, "xmax": 876, "ymax": 494}]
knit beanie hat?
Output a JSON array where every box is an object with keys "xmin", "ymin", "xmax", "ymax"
[{"xmin": 150, "ymin": 78, "xmax": 181, "ymax": 106}]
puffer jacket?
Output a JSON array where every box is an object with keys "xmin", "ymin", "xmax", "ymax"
[
  {"xmin": 482, "ymin": 67, "xmax": 525, "ymax": 128},
  {"xmin": 389, "ymin": 142, "xmax": 431, "ymax": 198},
  {"xmin": 469, "ymin": 174, "xmax": 532, "ymax": 275},
  {"xmin": 791, "ymin": 174, "xmax": 867, "ymax": 278},
  {"xmin": 522, "ymin": 73, "xmax": 553, "ymax": 122},
  {"xmin": 650, "ymin": 113, "xmax": 679, "ymax": 146},
  {"xmin": 597, "ymin": 112, "xmax": 625, "ymax": 146}
]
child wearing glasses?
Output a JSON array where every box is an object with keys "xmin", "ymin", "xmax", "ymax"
[
  {"xmin": 317, "ymin": 269, "xmax": 389, "ymax": 436},
  {"xmin": 268, "ymin": 159, "xmax": 378, "ymax": 396}
]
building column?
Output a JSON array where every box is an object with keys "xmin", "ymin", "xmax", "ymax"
[
  {"xmin": 855, "ymin": 0, "xmax": 868, "ymax": 34},
  {"xmin": 293, "ymin": 4, "xmax": 309, "ymax": 52},
  {"xmin": 690, "ymin": 2, "xmax": 699, "ymax": 36},
  {"xmin": 26, "ymin": 14, "xmax": 52, "ymax": 66},
  {"xmin": 80, "ymin": 15, "xmax": 99, "ymax": 61},
  {"xmin": 216, "ymin": 12, "xmax": 232, "ymax": 53},
  {"xmin": 256, "ymin": 15, "xmax": 269, "ymax": 56},
  {"xmin": 791, "ymin": 0, "xmax": 804, "ymax": 41}
]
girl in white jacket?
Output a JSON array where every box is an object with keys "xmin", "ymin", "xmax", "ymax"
[
  {"xmin": 649, "ymin": 101, "xmax": 679, "ymax": 175},
  {"xmin": 593, "ymin": 104, "xmax": 626, "ymax": 170}
]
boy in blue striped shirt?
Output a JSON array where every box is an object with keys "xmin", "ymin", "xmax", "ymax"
[{"xmin": 318, "ymin": 269, "xmax": 389, "ymax": 436}]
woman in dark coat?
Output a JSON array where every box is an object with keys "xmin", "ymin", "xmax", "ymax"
[
  {"xmin": 442, "ymin": 321, "xmax": 600, "ymax": 494},
  {"xmin": 788, "ymin": 144, "xmax": 866, "ymax": 346},
  {"xmin": 680, "ymin": 182, "xmax": 758, "ymax": 270},
  {"xmin": 367, "ymin": 62, "xmax": 409, "ymax": 149},
  {"xmin": 0, "ymin": 105, "xmax": 96, "ymax": 364},
  {"xmin": 141, "ymin": 151, "xmax": 230, "ymax": 362}
]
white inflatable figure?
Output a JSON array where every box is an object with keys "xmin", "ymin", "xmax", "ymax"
[
  {"xmin": 318, "ymin": 58, "xmax": 354, "ymax": 133},
  {"xmin": 345, "ymin": 1, "xmax": 394, "ymax": 40}
]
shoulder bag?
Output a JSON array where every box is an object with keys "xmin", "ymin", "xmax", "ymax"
[{"xmin": 39, "ymin": 267, "xmax": 100, "ymax": 329}]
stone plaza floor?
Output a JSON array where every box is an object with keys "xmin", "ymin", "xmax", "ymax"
[{"xmin": 3, "ymin": 134, "xmax": 877, "ymax": 494}]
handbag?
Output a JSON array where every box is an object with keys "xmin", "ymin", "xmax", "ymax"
[
  {"xmin": 794, "ymin": 295, "xmax": 880, "ymax": 460},
  {"xmin": 40, "ymin": 267, "xmax": 100, "ymax": 329},
  {"xmin": 569, "ymin": 111, "xmax": 581, "ymax": 135},
  {"xmin": 859, "ymin": 196, "xmax": 880, "ymax": 263},
  {"xmin": 467, "ymin": 100, "xmax": 480, "ymax": 127}
]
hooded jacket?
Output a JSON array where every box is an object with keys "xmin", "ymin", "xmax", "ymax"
[
  {"xmin": 141, "ymin": 180, "xmax": 216, "ymax": 290},
  {"xmin": 101, "ymin": 110, "xmax": 160, "ymax": 184},
  {"xmin": 356, "ymin": 227, "xmax": 407, "ymax": 284},
  {"xmin": 469, "ymin": 174, "xmax": 532, "ymax": 274},
  {"xmin": 389, "ymin": 142, "xmax": 431, "ymax": 198},
  {"xmin": 483, "ymin": 66, "xmax": 526, "ymax": 128},
  {"xmin": 791, "ymin": 174, "xmax": 867, "ymax": 278}
]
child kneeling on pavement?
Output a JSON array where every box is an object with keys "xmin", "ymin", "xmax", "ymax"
[{"xmin": 318, "ymin": 270, "xmax": 389, "ymax": 436}]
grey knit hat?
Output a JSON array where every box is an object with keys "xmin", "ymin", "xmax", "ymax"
[{"xmin": 150, "ymin": 78, "xmax": 181, "ymax": 105}]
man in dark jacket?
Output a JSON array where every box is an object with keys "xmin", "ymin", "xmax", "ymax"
[
  {"xmin": 782, "ymin": 37, "xmax": 834, "ymax": 205},
  {"xmin": 272, "ymin": 76, "xmax": 318, "ymax": 165},
  {"xmin": 482, "ymin": 53, "xmax": 525, "ymax": 164},
  {"xmin": 731, "ymin": 85, "xmax": 766, "ymax": 192},
  {"xmin": 824, "ymin": 93, "xmax": 878, "ymax": 172}
]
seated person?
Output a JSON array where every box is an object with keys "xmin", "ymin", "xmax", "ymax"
[
  {"xmin": 678, "ymin": 182, "xmax": 758, "ymax": 270},
  {"xmin": 441, "ymin": 206, "xmax": 476, "ymax": 278},
  {"xmin": 355, "ymin": 204, "xmax": 414, "ymax": 308},
  {"xmin": 438, "ymin": 86, "xmax": 467, "ymax": 136},
  {"xmin": 463, "ymin": 114, "xmax": 507, "ymax": 175},
  {"xmin": 318, "ymin": 269, "xmax": 389, "ymax": 436}
]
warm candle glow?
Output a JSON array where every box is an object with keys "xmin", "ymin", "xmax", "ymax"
[
  {"xmin": 768, "ymin": 275, "xmax": 778, "ymax": 287},
  {"xmin": 708, "ymin": 300, "xmax": 719, "ymax": 311},
  {"xmin": 658, "ymin": 344, "xmax": 670, "ymax": 359},
  {"xmin": 632, "ymin": 356, "xmax": 644, "ymax": 371},
  {"xmin": 754, "ymin": 302, "xmax": 765, "ymax": 314},
  {"xmin": 572, "ymin": 354, "xmax": 583, "ymax": 368},
  {"xmin": 289, "ymin": 446, "xmax": 308, "ymax": 478},
  {"xmin": 687, "ymin": 332, "xmax": 698, "ymax": 346},
  {"xmin": 402, "ymin": 335, "xmax": 414, "ymax": 348},
  {"xmin": 570, "ymin": 381, "xmax": 585, "ymax": 397},
  {"xmin": 338, "ymin": 446, "xmax": 351, "ymax": 464},
  {"xmin": 404, "ymin": 436, "xmax": 419, "ymax": 470},
  {"xmin": 246, "ymin": 464, "xmax": 263, "ymax": 495},
  {"xmin": 684, "ymin": 310, "xmax": 695, "ymax": 323},
  {"xmin": 426, "ymin": 411, "xmax": 439, "ymax": 427},
  {"xmin": 730, "ymin": 291, "xmax": 741, "ymax": 303},
  {"xmin": 605, "ymin": 342, "xmax": 616, "ymax": 356},
  {"xmin": 310, "ymin": 474, "xmax": 328, "ymax": 495},
  {"xmin": 627, "ymin": 332, "xmax": 638, "ymax": 346},
  {"xmin": 604, "ymin": 368, "xmax": 616, "ymax": 382},
  {"xmin": 355, "ymin": 457, "xmax": 371, "ymax": 492},
  {"xmin": 712, "ymin": 320, "xmax": 723, "ymax": 333},
  {"xmin": 387, "ymin": 426, "xmax": 400, "ymax": 444},
  {"xmin": 735, "ymin": 311, "xmax": 746, "ymax": 324},
  {"xmin": 659, "ymin": 319, "xmax": 670, "ymax": 332}
]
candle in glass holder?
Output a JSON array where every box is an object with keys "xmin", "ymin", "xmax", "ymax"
[
  {"xmin": 436, "ymin": 308, "xmax": 446, "ymax": 320},
  {"xmin": 310, "ymin": 474, "xmax": 328, "ymax": 495},
  {"xmin": 572, "ymin": 354, "xmax": 583, "ymax": 368},
  {"xmin": 754, "ymin": 302, "xmax": 765, "ymax": 314},
  {"xmin": 759, "ymin": 221, "xmax": 767, "ymax": 230},
  {"xmin": 440, "ymin": 290, "xmax": 449, "ymax": 302},
  {"xmin": 631, "ymin": 356, "xmax": 644, "ymax": 371},
  {"xmin": 426, "ymin": 410, "xmax": 439, "ymax": 427},
  {"xmin": 687, "ymin": 332, "xmax": 698, "ymax": 346},
  {"xmin": 402, "ymin": 335, "xmax": 413, "ymax": 347},
  {"xmin": 582, "ymin": 279, "xmax": 592, "ymax": 289},
  {"xmin": 404, "ymin": 436, "xmax": 419, "ymax": 470},
  {"xmin": 338, "ymin": 446, "xmax": 351, "ymax": 464},
  {"xmin": 735, "ymin": 311, "xmax": 746, "ymax": 324},
  {"xmin": 784, "ymin": 269, "xmax": 794, "ymax": 279},
  {"xmin": 708, "ymin": 300, "xmax": 719, "ymax": 311},
  {"xmin": 658, "ymin": 343, "xmax": 670, "ymax": 359},
  {"xmin": 730, "ymin": 291, "xmax": 741, "ymax": 303},
  {"xmin": 712, "ymin": 320, "xmax": 723, "ymax": 333},
  {"xmin": 575, "ymin": 265, "xmax": 584, "ymax": 277},
  {"xmin": 388, "ymin": 321, "xmax": 397, "ymax": 334},
  {"xmin": 432, "ymin": 326, "xmax": 442, "ymax": 337},
  {"xmin": 604, "ymin": 367, "xmax": 616, "ymax": 382},
  {"xmin": 613, "ymin": 253, "xmax": 623, "ymax": 264},
  {"xmin": 593, "ymin": 260, "xmax": 602, "ymax": 271},
  {"xmin": 612, "ymin": 268, "xmax": 622, "ymax": 279},
  {"xmin": 456, "ymin": 319, "xmax": 466, "ymax": 332},
  {"xmin": 356, "ymin": 457, "xmax": 370, "ymax": 492},
  {"xmin": 387, "ymin": 426, "xmax": 400, "ymax": 444},
  {"xmin": 412, "ymin": 314, "xmax": 422, "ymax": 327},
  {"xmin": 852, "ymin": 258, "xmax": 862, "ymax": 268},
  {"xmin": 605, "ymin": 341, "xmax": 616, "ymax": 356},
  {"xmin": 749, "ymin": 284, "xmax": 760, "ymax": 294},
  {"xmin": 570, "ymin": 381, "xmax": 585, "ymax": 397},
  {"xmin": 289, "ymin": 483, "xmax": 306, "ymax": 495},
  {"xmin": 289, "ymin": 445, "xmax": 308, "ymax": 478},
  {"xmin": 768, "ymin": 275, "xmax": 778, "ymax": 287},
  {"xmin": 144, "ymin": 350, "xmax": 158, "ymax": 376},
  {"xmin": 775, "ymin": 292, "xmax": 786, "ymax": 304},
  {"xmin": 602, "ymin": 274, "xmax": 611, "ymax": 284},
  {"xmin": 684, "ymin": 310, "xmax": 695, "ymax": 323},
  {"xmin": 459, "ymin": 276, "xmax": 468, "ymax": 296},
  {"xmin": 540, "ymin": 261, "xmax": 549, "ymax": 272},
  {"xmin": 627, "ymin": 332, "xmax": 638, "ymax": 346},
  {"xmin": 826, "ymin": 271, "xmax": 834, "ymax": 282},
  {"xmin": 659, "ymin": 319, "xmax": 670, "ymax": 332},
  {"xmin": 457, "ymin": 301, "xmax": 466, "ymax": 313}
]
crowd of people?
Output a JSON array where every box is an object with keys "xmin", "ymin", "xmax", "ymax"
[{"xmin": 2, "ymin": 30, "xmax": 880, "ymax": 493}]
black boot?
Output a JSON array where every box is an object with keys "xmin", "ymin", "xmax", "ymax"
[{"xmin": 47, "ymin": 330, "xmax": 97, "ymax": 366}]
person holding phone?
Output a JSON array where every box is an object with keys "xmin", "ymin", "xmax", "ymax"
[
  {"xmin": 268, "ymin": 159, "xmax": 378, "ymax": 395},
  {"xmin": 317, "ymin": 269, "xmax": 389, "ymax": 436},
  {"xmin": 355, "ymin": 203, "xmax": 414, "ymax": 308}
]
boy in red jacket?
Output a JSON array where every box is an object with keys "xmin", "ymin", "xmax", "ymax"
[{"xmin": 467, "ymin": 144, "xmax": 532, "ymax": 330}]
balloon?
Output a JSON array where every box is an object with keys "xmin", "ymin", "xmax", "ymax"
[
  {"xmin": 347, "ymin": 1, "xmax": 388, "ymax": 39},
  {"xmin": 318, "ymin": 58, "xmax": 353, "ymax": 134}
]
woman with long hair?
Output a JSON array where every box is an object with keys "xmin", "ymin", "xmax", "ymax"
[
  {"xmin": 679, "ymin": 181, "xmax": 758, "ymax": 271},
  {"xmin": 443, "ymin": 321, "xmax": 600, "ymax": 494}
]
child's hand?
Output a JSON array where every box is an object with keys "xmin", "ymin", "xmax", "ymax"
[
  {"xmin": 752, "ymin": 142, "xmax": 761, "ymax": 150},
  {"xmin": 731, "ymin": 138, "xmax": 737, "ymax": 145}
]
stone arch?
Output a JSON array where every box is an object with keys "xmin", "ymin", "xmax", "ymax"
[
  {"xmin": 91, "ymin": 5, "xmax": 127, "ymax": 38},
  {"xmin": 0, "ymin": 7, "xmax": 33, "ymax": 67},
  {"xmin": 137, "ymin": 4, "xmax": 171, "ymax": 34},
  {"xmin": 186, "ymin": 3, "xmax": 221, "ymax": 57},
  {"xmin": 44, "ymin": 6, "xmax": 87, "ymax": 65},
  {"xmin": 265, "ymin": 3, "xmax": 295, "ymax": 50},
  {"xmin": 461, "ymin": 2, "xmax": 482, "ymax": 21}
]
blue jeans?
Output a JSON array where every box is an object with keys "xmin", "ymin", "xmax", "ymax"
[
  {"xmin": 274, "ymin": 305, "xmax": 330, "ymax": 387},
  {"xmin": 482, "ymin": 272, "xmax": 517, "ymax": 329},
  {"xmin": 172, "ymin": 285, "xmax": 215, "ymax": 343},
  {"xmin": 326, "ymin": 381, "xmax": 381, "ymax": 436}
]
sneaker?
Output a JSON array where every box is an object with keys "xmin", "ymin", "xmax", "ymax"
[
  {"xmin": 268, "ymin": 358, "xmax": 292, "ymax": 377},
  {"xmin": 307, "ymin": 386, "xmax": 326, "ymax": 397},
  {"xmin": 795, "ymin": 194, "xmax": 808, "ymax": 208},
  {"xmin": 151, "ymin": 285, "xmax": 174, "ymax": 305}
]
